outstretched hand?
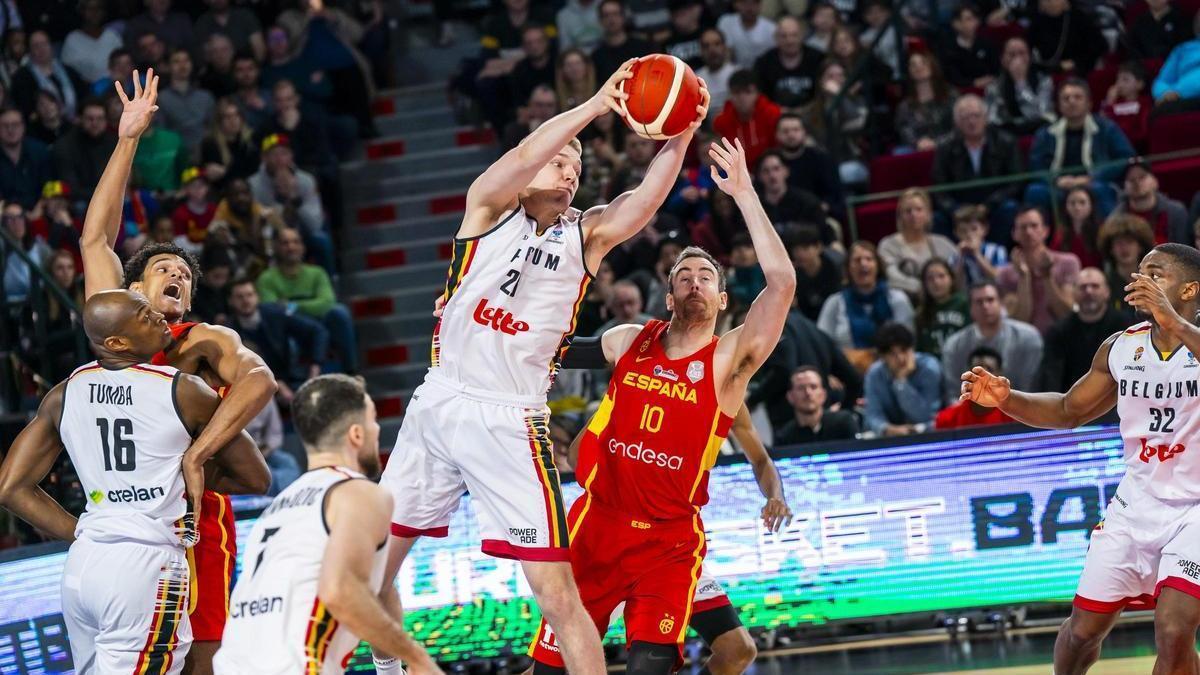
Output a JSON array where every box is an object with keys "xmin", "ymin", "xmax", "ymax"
[
  {"xmin": 708, "ymin": 137, "xmax": 752, "ymax": 198},
  {"xmin": 959, "ymin": 366, "xmax": 1011, "ymax": 407},
  {"xmin": 590, "ymin": 58, "xmax": 635, "ymax": 117},
  {"xmin": 116, "ymin": 68, "xmax": 160, "ymax": 140}
]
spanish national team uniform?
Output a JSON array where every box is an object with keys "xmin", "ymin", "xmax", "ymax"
[
  {"xmin": 380, "ymin": 206, "xmax": 590, "ymax": 560},
  {"xmin": 213, "ymin": 467, "xmax": 385, "ymax": 674},
  {"xmin": 1074, "ymin": 321, "xmax": 1200, "ymax": 612},
  {"xmin": 152, "ymin": 321, "xmax": 237, "ymax": 642},
  {"xmin": 59, "ymin": 361, "xmax": 195, "ymax": 674},
  {"xmin": 530, "ymin": 320, "xmax": 735, "ymax": 669}
]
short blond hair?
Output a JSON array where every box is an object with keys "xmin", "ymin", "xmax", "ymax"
[{"xmin": 517, "ymin": 135, "xmax": 583, "ymax": 157}]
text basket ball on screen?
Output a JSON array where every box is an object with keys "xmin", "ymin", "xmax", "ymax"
[{"xmin": 619, "ymin": 55, "xmax": 702, "ymax": 141}]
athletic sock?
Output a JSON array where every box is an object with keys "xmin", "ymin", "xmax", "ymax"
[{"xmin": 372, "ymin": 655, "xmax": 404, "ymax": 674}]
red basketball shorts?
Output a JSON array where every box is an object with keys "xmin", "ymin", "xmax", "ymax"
[{"xmin": 187, "ymin": 491, "xmax": 236, "ymax": 641}]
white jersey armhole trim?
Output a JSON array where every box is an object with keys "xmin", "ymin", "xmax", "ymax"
[
  {"xmin": 454, "ymin": 206, "xmax": 524, "ymax": 243},
  {"xmin": 171, "ymin": 372, "xmax": 194, "ymax": 438},
  {"xmin": 320, "ymin": 475, "xmax": 388, "ymax": 551}
]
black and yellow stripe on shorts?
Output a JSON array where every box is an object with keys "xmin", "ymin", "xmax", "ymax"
[
  {"xmin": 525, "ymin": 414, "xmax": 570, "ymax": 549},
  {"xmin": 430, "ymin": 238, "xmax": 480, "ymax": 366},
  {"xmin": 303, "ymin": 598, "xmax": 340, "ymax": 673},
  {"xmin": 133, "ymin": 564, "xmax": 188, "ymax": 675}
]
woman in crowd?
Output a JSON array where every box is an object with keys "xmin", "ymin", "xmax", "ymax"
[
  {"xmin": 2, "ymin": 204, "xmax": 50, "ymax": 305},
  {"xmin": 818, "ymin": 240, "xmax": 915, "ymax": 369},
  {"xmin": 828, "ymin": 24, "xmax": 892, "ymax": 104},
  {"xmin": 11, "ymin": 30, "xmax": 87, "ymax": 121},
  {"xmin": 1055, "ymin": 185, "xmax": 1104, "ymax": 268},
  {"xmin": 201, "ymin": 98, "xmax": 262, "ymax": 188},
  {"xmin": 555, "ymin": 48, "xmax": 596, "ymax": 112},
  {"xmin": 878, "ymin": 188, "xmax": 958, "ymax": 296},
  {"xmin": 801, "ymin": 60, "xmax": 870, "ymax": 186},
  {"xmin": 1098, "ymin": 213, "xmax": 1155, "ymax": 315},
  {"xmin": 985, "ymin": 36, "xmax": 1055, "ymax": 135},
  {"xmin": 20, "ymin": 249, "xmax": 85, "ymax": 382},
  {"xmin": 914, "ymin": 258, "xmax": 970, "ymax": 359},
  {"xmin": 894, "ymin": 50, "xmax": 955, "ymax": 152}
]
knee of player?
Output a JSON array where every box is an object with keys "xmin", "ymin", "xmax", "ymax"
[
  {"xmin": 1064, "ymin": 614, "xmax": 1109, "ymax": 646},
  {"xmin": 1153, "ymin": 611, "xmax": 1200, "ymax": 649},
  {"xmin": 528, "ymin": 579, "xmax": 582, "ymax": 622},
  {"xmin": 722, "ymin": 629, "xmax": 757, "ymax": 667}
]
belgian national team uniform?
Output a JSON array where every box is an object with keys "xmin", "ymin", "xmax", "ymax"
[{"xmin": 531, "ymin": 320, "xmax": 735, "ymax": 669}]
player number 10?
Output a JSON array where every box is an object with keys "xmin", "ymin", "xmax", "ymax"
[{"xmin": 639, "ymin": 404, "xmax": 664, "ymax": 433}]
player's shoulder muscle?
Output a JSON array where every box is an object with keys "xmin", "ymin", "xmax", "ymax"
[
  {"xmin": 325, "ymin": 479, "xmax": 392, "ymax": 543},
  {"xmin": 459, "ymin": 197, "xmax": 518, "ymax": 239},
  {"xmin": 604, "ymin": 323, "xmax": 647, "ymax": 363},
  {"xmin": 1092, "ymin": 331, "xmax": 1125, "ymax": 376}
]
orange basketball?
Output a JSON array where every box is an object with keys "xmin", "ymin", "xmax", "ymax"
[{"xmin": 618, "ymin": 54, "xmax": 702, "ymax": 141}]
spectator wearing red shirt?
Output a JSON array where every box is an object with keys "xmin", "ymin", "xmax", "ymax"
[
  {"xmin": 713, "ymin": 69, "xmax": 780, "ymax": 168},
  {"xmin": 935, "ymin": 346, "xmax": 1014, "ymax": 429},
  {"xmin": 1111, "ymin": 158, "xmax": 1190, "ymax": 245},
  {"xmin": 1100, "ymin": 61, "xmax": 1152, "ymax": 152},
  {"xmin": 170, "ymin": 166, "xmax": 217, "ymax": 255}
]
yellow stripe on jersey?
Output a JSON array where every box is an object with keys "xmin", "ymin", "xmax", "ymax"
[
  {"xmin": 687, "ymin": 412, "xmax": 724, "ymax": 503},
  {"xmin": 129, "ymin": 365, "xmax": 176, "ymax": 381},
  {"xmin": 587, "ymin": 394, "xmax": 616, "ymax": 436}
]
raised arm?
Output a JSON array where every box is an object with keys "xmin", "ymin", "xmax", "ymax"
[
  {"xmin": 82, "ymin": 70, "xmax": 159, "ymax": 300},
  {"xmin": 461, "ymin": 61, "xmax": 635, "ymax": 235},
  {"xmin": 730, "ymin": 405, "xmax": 791, "ymax": 532},
  {"xmin": 961, "ymin": 333, "xmax": 1119, "ymax": 428},
  {"xmin": 710, "ymin": 138, "xmax": 797, "ymax": 409},
  {"xmin": 0, "ymin": 383, "xmax": 78, "ymax": 542},
  {"xmin": 582, "ymin": 84, "xmax": 710, "ymax": 271}
]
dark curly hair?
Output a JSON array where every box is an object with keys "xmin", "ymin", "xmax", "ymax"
[{"xmin": 123, "ymin": 243, "xmax": 202, "ymax": 299}]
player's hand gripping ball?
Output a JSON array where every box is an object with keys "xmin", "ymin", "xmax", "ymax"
[{"xmin": 618, "ymin": 54, "xmax": 704, "ymax": 140}]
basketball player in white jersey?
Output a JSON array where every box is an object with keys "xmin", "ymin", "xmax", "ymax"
[
  {"xmin": 962, "ymin": 239, "xmax": 1200, "ymax": 674},
  {"xmin": 215, "ymin": 374, "xmax": 424, "ymax": 674},
  {"xmin": 374, "ymin": 60, "xmax": 709, "ymax": 674},
  {"xmin": 0, "ymin": 289, "xmax": 264, "ymax": 674}
]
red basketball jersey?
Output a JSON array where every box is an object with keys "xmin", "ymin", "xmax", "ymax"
[
  {"xmin": 576, "ymin": 320, "xmax": 735, "ymax": 521},
  {"xmin": 152, "ymin": 322, "xmax": 196, "ymax": 366}
]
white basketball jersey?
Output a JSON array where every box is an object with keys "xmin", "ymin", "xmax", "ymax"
[
  {"xmin": 429, "ymin": 205, "xmax": 591, "ymax": 401},
  {"xmin": 214, "ymin": 467, "xmax": 386, "ymax": 675},
  {"xmin": 58, "ymin": 362, "xmax": 195, "ymax": 549},
  {"xmin": 1107, "ymin": 321, "xmax": 1200, "ymax": 502}
]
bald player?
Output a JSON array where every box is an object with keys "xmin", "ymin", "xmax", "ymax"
[{"xmin": 0, "ymin": 290, "xmax": 267, "ymax": 674}]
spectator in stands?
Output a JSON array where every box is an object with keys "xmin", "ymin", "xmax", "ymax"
[
  {"xmin": 123, "ymin": 0, "xmax": 194, "ymax": 55},
  {"xmin": 133, "ymin": 33, "xmax": 169, "ymax": 74},
  {"xmin": 985, "ymin": 37, "xmax": 1055, "ymax": 136},
  {"xmin": 860, "ymin": 0, "xmax": 901, "ymax": 78},
  {"xmin": 575, "ymin": 259, "xmax": 616, "ymax": 337},
  {"xmin": 754, "ymin": 15, "xmax": 823, "ymax": 108},
  {"xmin": 480, "ymin": 0, "xmax": 558, "ymax": 59},
  {"xmin": 243, "ymin": 397, "xmax": 299, "ymax": 495},
  {"xmin": 226, "ymin": 277, "xmax": 328, "ymax": 405},
  {"xmin": 939, "ymin": 4, "xmax": 998, "ymax": 89},
  {"xmin": 510, "ymin": 24, "xmax": 557, "ymax": 111},
  {"xmin": 1112, "ymin": 158, "xmax": 1191, "ymax": 244},
  {"xmin": 879, "ymin": 188, "xmax": 958, "ymax": 296},
  {"xmin": 895, "ymin": 51, "xmax": 956, "ymax": 152},
  {"xmin": 997, "ymin": 205, "xmax": 1080, "ymax": 333},
  {"xmin": 942, "ymin": 280, "xmax": 1043, "ymax": 396},
  {"xmin": 1055, "ymin": 185, "xmax": 1103, "ymax": 268},
  {"xmin": 170, "ymin": 167, "xmax": 216, "ymax": 255},
  {"xmin": 262, "ymin": 79, "xmax": 335, "ymax": 176},
  {"xmin": 199, "ymin": 33, "xmax": 238, "ymax": 99},
  {"xmin": 1097, "ymin": 213, "xmax": 1155, "ymax": 314},
  {"xmin": 663, "ymin": 0, "xmax": 706, "ymax": 69},
  {"xmin": 271, "ymin": 167, "xmax": 334, "ymax": 273},
  {"xmin": 1101, "ymin": 61, "xmax": 1152, "ymax": 151},
  {"xmin": 52, "ymin": 98, "xmax": 113, "ymax": 205},
  {"xmin": 61, "ymin": 0, "xmax": 122, "ymax": 86},
  {"xmin": 558, "ymin": 0, "xmax": 603, "ymax": 53},
  {"xmin": 827, "ymin": 24, "xmax": 892, "ymax": 103},
  {"xmin": 717, "ymin": 0, "xmax": 776, "ymax": 69},
  {"xmin": 11, "ymin": 31, "xmax": 86, "ymax": 121},
  {"xmin": 627, "ymin": 0, "xmax": 673, "ymax": 43},
  {"xmin": 818, "ymin": 240, "xmax": 915, "ymax": 360},
  {"xmin": 591, "ymin": 0, "xmax": 656, "ymax": 82},
  {"xmin": 1026, "ymin": 78, "xmax": 1134, "ymax": 217},
  {"xmin": 775, "ymin": 112, "xmax": 845, "ymax": 220},
  {"xmin": 753, "ymin": 308, "xmax": 863, "ymax": 427},
  {"xmin": 556, "ymin": 48, "xmax": 596, "ymax": 111},
  {"xmin": 1029, "ymin": 0, "xmax": 1105, "ymax": 74},
  {"xmin": 503, "ymin": 84, "xmax": 558, "ymax": 151},
  {"xmin": 27, "ymin": 90, "xmax": 70, "ymax": 145},
  {"xmin": 31, "ymin": 180, "xmax": 81, "ymax": 259},
  {"xmin": 595, "ymin": 279, "xmax": 654, "ymax": 335},
  {"xmin": 800, "ymin": 60, "xmax": 869, "ymax": 186},
  {"xmin": 231, "ymin": 54, "xmax": 271, "ymax": 131},
  {"xmin": 727, "ymin": 233, "xmax": 766, "ymax": 308},
  {"xmin": 790, "ymin": 224, "xmax": 842, "ymax": 321},
  {"xmin": 132, "ymin": 120, "xmax": 186, "ymax": 193},
  {"xmin": 864, "ymin": 322, "xmax": 943, "ymax": 436},
  {"xmin": 916, "ymin": 258, "xmax": 970, "ymax": 358},
  {"xmin": 157, "ymin": 48, "xmax": 215, "ymax": 161},
  {"xmin": 0, "ymin": 29, "xmax": 25, "ymax": 91},
  {"xmin": 755, "ymin": 150, "xmax": 827, "ymax": 234},
  {"xmin": 805, "ymin": 3, "xmax": 840, "ymax": 54},
  {"xmin": 195, "ymin": 0, "xmax": 266, "ymax": 62},
  {"xmin": 1129, "ymin": 0, "xmax": 1192, "ymax": 60},
  {"xmin": 954, "ymin": 204, "xmax": 1007, "ymax": 284},
  {"xmin": 191, "ymin": 247, "xmax": 233, "ymax": 325},
  {"xmin": 257, "ymin": 226, "xmax": 358, "ymax": 374},
  {"xmin": 1040, "ymin": 266, "xmax": 1130, "ymax": 391},
  {"xmin": 201, "ymin": 98, "xmax": 260, "ymax": 188},
  {"xmin": 774, "ymin": 366, "xmax": 860, "ymax": 444},
  {"xmin": 260, "ymin": 25, "xmax": 320, "ymax": 98},
  {"xmin": 664, "ymin": 129, "xmax": 717, "ymax": 225},
  {"xmin": 21, "ymin": 248, "xmax": 84, "ymax": 382},
  {"xmin": 93, "ymin": 49, "xmax": 132, "ymax": 98},
  {"xmin": 713, "ymin": 71, "xmax": 781, "ymax": 168},
  {"xmin": 606, "ymin": 132, "xmax": 656, "ymax": 200},
  {"xmin": 0, "ymin": 107, "xmax": 49, "ymax": 209},
  {"xmin": 934, "ymin": 346, "xmax": 1014, "ymax": 427},
  {"xmin": 931, "ymin": 94, "xmax": 1023, "ymax": 235},
  {"xmin": 213, "ymin": 177, "xmax": 280, "ymax": 273},
  {"xmin": 696, "ymin": 28, "xmax": 736, "ymax": 120},
  {"xmin": 1, "ymin": 201, "xmax": 48, "ymax": 303}
]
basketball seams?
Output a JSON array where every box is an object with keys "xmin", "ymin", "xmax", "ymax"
[{"xmin": 646, "ymin": 56, "xmax": 686, "ymax": 139}]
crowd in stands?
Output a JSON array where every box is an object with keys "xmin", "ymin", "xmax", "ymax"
[
  {"xmin": 455, "ymin": 0, "xmax": 1200, "ymax": 462},
  {"xmin": 0, "ymin": 0, "xmax": 384, "ymax": 545}
]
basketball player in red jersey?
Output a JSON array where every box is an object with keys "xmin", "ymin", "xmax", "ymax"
[
  {"xmin": 79, "ymin": 70, "xmax": 274, "ymax": 674},
  {"xmin": 528, "ymin": 137, "xmax": 795, "ymax": 674}
]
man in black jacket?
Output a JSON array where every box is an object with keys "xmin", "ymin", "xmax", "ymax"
[
  {"xmin": 1128, "ymin": 0, "xmax": 1192, "ymax": 59},
  {"xmin": 52, "ymin": 99, "xmax": 116, "ymax": 206},
  {"xmin": 931, "ymin": 94, "xmax": 1023, "ymax": 243},
  {"xmin": 1040, "ymin": 267, "xmax": 1132, "ymax": 393}
]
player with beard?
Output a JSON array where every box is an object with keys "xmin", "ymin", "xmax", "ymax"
[
  {"xmin": 528, "ymin": 137, "xmax": 795, "ymax": 674},
  {"xmin": 963, "ymin": 243, "xmax": 1200, "ymax": 675},
  {"xmin": 213, "ymin": 375, "xmax": 417, "ymax": 674},
  {"xmin": 79, "ymin": 70, "xmax": 275, "ymax": 674}
]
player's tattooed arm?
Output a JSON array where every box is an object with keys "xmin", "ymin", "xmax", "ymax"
[
  {"xmin": 0, "ymin": 383, "xmax": 79, "ymax": 542},
  {"xmin": 962, "ymin": 332, "xmax": 1119, "ymax": 429},
  {"xmin": 177, "ymin": 373, "xmax": 271, "ymax": 505},
  {"xmin": 731, "ymin": 404, "xmax": 792, "ymax": 533}
]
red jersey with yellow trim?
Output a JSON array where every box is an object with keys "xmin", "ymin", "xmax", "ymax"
[{"xmin": 576, "ymin": 320, "xmax": 735, "ymax": 521}]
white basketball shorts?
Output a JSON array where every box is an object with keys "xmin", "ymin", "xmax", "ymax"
[
  {"xmin": 62, "ymin": 537, "xmax": 191, "ymax": 674},
  {"xmin": 380, "ymin": 372, "xmax": 570, "ymax": 561},
  {"xmin": 1074, "ymin": 487, "xmax": 1200, "ymax": 613}
]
